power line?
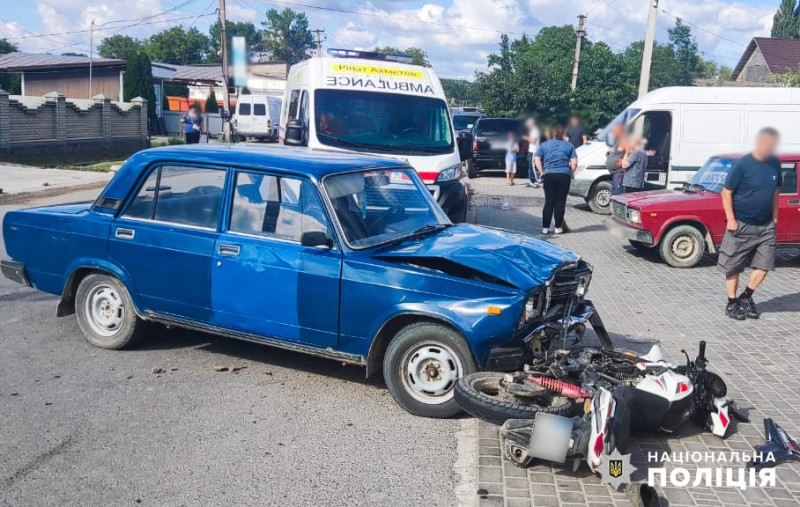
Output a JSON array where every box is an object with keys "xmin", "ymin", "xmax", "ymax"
[
  {"xmin": 254, "ymin": 0, "xmax": 528, "ymax": 36},
  {"xmin": 658, "ymin": 7, "xmax": 746, "ymax": 48}
]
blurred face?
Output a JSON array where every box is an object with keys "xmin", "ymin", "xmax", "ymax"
[
  {"xmin": 507, "ymin": 131, "xmax": 515, "ymax": 140},
  {"xmin": 570, "ymin": 116, "xmax": 579, "ymax": 126},
  {"xmin": 611, "ymin": 124, "xmax": 625, "ymax": 142},
  {"xmin": 754, "ymin": 132, "xmax": 779, "ymax": 158}
]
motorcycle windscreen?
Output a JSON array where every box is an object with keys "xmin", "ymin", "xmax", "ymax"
[{"xmin": 528, "ymin": 413, "xmax": 574, "ymax": 463}]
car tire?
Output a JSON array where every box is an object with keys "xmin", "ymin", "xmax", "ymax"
[
  {"xmin": 454, "ymin": 372, "xmax": 574, "ymax": 426},
  {"xmin": 587, "ymin": 180, "xmax": 613, "ymax": 215},
  {"xmin": 659, "ymin": 225, "xmax": 705, "ymax": 268},
  {"xmin": 383, "ymin": 322, "xmax": 476, "ymax": 418},
  {"xmin": 75, "ymin": 273, "xmax": 146, "ymax": 350},
  {"xmin": 466, "ymin": 159, "xmax": 478, "ymax": 179}
]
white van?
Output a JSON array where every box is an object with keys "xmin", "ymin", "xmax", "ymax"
[
  {"xmin": 279, "ymin": 49, "xmax": 468, "ymax": 222},
  {"xmin": 234, "ymin": 94, "xmax": 282, "ymax": 142},
  {"xmin": 572, "ymin": 87, "xmax": 800, "ymax": 214}
]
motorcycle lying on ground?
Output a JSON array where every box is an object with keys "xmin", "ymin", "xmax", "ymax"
[{"xmin": 455, "ymin": 341, "xmax": 748, "ymax": 472}]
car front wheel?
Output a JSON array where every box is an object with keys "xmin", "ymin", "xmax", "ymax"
[
  {"xmin": 383, "ymin": 322, "xmax": 476, "ymax": 418},
  {"xmin": 587, "ymin": 180, "xmax": 612, "ymax": 215},
  {"xmin": 659, "ymin": 225, "xmax": 705, "ymax": 268},
  {"xmin": 75, "ymin": 273, "xmax": 146, "ymax": 349}
]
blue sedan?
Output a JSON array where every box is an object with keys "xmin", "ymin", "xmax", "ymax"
[{"xmin": 1, "ymin": 144, "xmax": 608, "ymax": 417}]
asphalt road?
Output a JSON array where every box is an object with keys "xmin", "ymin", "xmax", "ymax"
[{"xmin": 0, "ymin": 187, "xmax": 473, "ymax": 507}]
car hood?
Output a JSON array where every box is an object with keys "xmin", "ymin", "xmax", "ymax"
[
  {"xmin": 617, "ymin": 189, "xmax": 719, "ymax": 208},
  {"xmin": 373, "ymin": 223, "xmax": 580, "ymax": 291}
]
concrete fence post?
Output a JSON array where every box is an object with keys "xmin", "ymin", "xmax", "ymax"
[
  {"xmin": 44, "ymin": 91, "xmax": 66, "ymax": 141},
  {"xmin": 130, "ymin": 97, "xmax": 147, "ymax": 139},
  {"xmin": 93, "ymin": 94, "xmax": 110, "ymax": 138},
  {"xmin": 0, "ymin": 87, "xmax": 9, "ymax": 148}
]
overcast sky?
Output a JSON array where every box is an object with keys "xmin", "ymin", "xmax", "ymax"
[{"xmin": 0, "ymin": 0, "xmax": 778, "ymax": 78}]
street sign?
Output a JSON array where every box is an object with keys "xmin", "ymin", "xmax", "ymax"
[{"xmin": 232, "ymin": 36, "xmax": 247, "ymax": 87}]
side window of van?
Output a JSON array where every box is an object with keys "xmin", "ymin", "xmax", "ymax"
[
  {"xmin": 239, "ymin": 103, "xmax": 251, "ymax": 115},
  {"xmin": 254, "ymin": 103, "xmax": 266, "ymax": 116},
  {"xmin": 288, "ymin": 90, "xmax": 300, "ymax": 119}
]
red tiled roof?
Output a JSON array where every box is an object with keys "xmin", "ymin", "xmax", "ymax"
[{"xmin": 732, "ymin": 37, "xmax": 800, "ymax": 80}]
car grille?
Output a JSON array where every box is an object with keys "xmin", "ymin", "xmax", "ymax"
[
  {"xmin": 549, "ymin": 263, "xmax": 591, "ymax": 306},
  {"xmin": 612, "ymin": 201, "xmax": 628, "ymax": 221}
]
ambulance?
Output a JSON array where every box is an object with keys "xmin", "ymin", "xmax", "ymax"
[{"xmin": 279, "ymin": 49, "xmax": 469, "ymax": 222}]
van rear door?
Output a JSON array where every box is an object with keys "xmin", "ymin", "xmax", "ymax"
[{"xmin": 237, "ymin": 95, "xmax": 253, "ymax": 135}]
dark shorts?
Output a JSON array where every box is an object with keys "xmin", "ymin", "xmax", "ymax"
[{"xmin": 717, "ymin": 222, "xmax": 777, "ymax": 275}]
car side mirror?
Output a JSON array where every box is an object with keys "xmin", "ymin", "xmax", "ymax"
[
  {"xmin": 285, "ymin": 119, "xmax": 305, "ymax": 146},
  {"xmin": 300, "ymin": 231, "xmax": 332, "ymax": 248},
  {"xmin": 457, "ymin": 131, "xmax": 473, "ymax": 161}
]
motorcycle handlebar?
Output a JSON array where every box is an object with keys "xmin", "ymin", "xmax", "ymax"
[{"xmin": 699, "ymin": 341, "xmax": 706, "ymax": 361}]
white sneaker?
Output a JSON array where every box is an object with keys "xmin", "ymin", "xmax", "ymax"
[
  {"xmin": 554, "ymin": 227, "xmax": 563, "ymax": 234},
  {"xmin": 541, "ymin": 228, "xmax": 550, "ymax": 234}
]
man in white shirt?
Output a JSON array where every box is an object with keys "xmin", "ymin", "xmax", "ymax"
[{"xmin": 524, "ymin": 118, "xmax": 541, "ymax": 188}]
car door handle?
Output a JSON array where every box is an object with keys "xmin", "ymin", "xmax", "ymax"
[
  {"xmin": 788, "ymin": 199, "xmax": 800, "ymax": 205},
  {"xmin": 115, "ymin": 228, "xmax": 135, "ymax": 239},
  {"xmin": 218, "ymin": 244, "xmax": 240, "ymax": 256}
]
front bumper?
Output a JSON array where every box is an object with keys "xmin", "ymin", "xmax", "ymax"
[
  {"xmin": 484, "ymin": 299, "xmax": 611, "ymax": 370},
  {"xmin": 1, "ymin": 259, "xmax": 31, "ymax": 287},
  {"xmin": 569, "ymin": 178, "xmax": 593, "ymax": 199},
  {"xmin": 607, "ymin": 220, "xmax": 654, "ymax": 245}
]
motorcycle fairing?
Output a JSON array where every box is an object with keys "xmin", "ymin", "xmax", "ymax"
[{"xmin": 750, "ymin": 418, "xmax": 800, "ymax": 469}]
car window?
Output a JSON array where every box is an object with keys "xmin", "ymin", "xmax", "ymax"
[
  {"xmin": 287, "ymin": 90, "xmax": 300, "ymax": 119},
  {"xmin": 475, "ymin": 119, "xmax": 522, "ymax": 136},
  {"xmin": 123, "ymin": 166, "xmax": 225, "ymax": 229},
  {"xmin": 781, "ymin": 163, "xmax": 798, "ymax": 194},
  {"xmin": 253, "ymin": 103, "xmax": 266, "ymax": 116},
  {"xmin": 229, "ymin": 173, "xmax": 328, "ymax": 243},
  {"xmin": 299, "ymin": 91, "xmax": 309, "ymax": 126},
  {"xmin": 239, "ymin": 103, "xmax": 251, "ymax": 115}
]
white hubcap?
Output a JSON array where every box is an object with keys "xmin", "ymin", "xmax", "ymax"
[
  {"xmin": 86, "ymin": 284, "xmax": 125, "ymax": 337},
  {"xmin": 401, "ymin": 342, "xmax": 462, "ymax": 405}
]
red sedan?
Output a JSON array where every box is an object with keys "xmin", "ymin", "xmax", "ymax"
[{"xmin": 610, "ymin": 154, "xmax": 800, "ymax": 267}]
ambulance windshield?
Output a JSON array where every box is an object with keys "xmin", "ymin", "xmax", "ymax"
[{"xmin": 315, "ymin": 90, "xmax": 454, "ymax": 155}]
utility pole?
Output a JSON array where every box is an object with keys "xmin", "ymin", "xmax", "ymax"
[
  {"xmin": 311, "ymin": 29, "xmax": 325, "ymax": 54},
  {"xmin": 89, "ymin": 20, "xmax": 95, "ymax": 98},
  {"xmin": 638, "ymin": 0, "xmax": 659, "ymax": 98},
  {"xmin": 571, "ymin": 15, "xmax": 586, "ymax": 92},
  {"xmin": 219, "ymin": 0, "xmax": 232, "ymax": 142}
]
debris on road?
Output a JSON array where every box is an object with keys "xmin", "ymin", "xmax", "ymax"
[
  {"xmin": 150, "ymin": 367, "xmax": 165, "ymax": 374},
  {"xmin": 213, "ymin": 365, "xmax": 248, "ymax": 373}
]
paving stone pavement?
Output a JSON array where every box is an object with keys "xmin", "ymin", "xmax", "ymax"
[{"xmin": 466, "ymin": 172, "xmax": 800, "ymax": 507}]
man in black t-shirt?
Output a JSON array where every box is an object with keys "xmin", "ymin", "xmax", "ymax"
[
  {"xmin": 718, "ymin": 128, "xmax": 782, "ymax": 320},
  {"xmin": 565, "ymin": 116, "xmax": 587, "ymax": 148}
]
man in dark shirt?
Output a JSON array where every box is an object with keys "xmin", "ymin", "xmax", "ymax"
[
  {"xmin": 565, "ymin": 115, "xmax": 587, "ymax": 148},
  {"xmin": 718, "ymin": 128, "xmax": 782, "ymax": 320}
]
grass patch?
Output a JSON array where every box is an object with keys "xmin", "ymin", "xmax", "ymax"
[{"xmin": 55, "ymin": 160, "xmax": 124, "ymax": 172}]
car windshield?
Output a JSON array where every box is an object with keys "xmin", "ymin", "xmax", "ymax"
[
  {"xmin": 475, "ymin": 119, "xmax": 522, "ymax": 136},
  {"xmin": 596, "ymin": 108, "xmax": 641, "ymax": 144},
  {"xmin": 315, "ymin": 90, "xmax": 453, "ymax": 155},
  {"xmin": 689, "ymin": 157, "xmax": 736, "ymax": 193},
  {"xmin": 324, "ymin": 168, "xmax": 450, "ymax": 249},
  {"xmin": 453, "ymin": 115, "xmax": 481, "ymax": 130}
]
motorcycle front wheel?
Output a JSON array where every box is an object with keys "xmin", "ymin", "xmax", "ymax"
[{"xmin": 454, "ymin": 372, "xmax": 576, "ymax": 426}]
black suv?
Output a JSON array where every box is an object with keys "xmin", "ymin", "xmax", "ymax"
[{"xmin": 465, "ymin": 118, "xmax": 528, "ymax": 179}]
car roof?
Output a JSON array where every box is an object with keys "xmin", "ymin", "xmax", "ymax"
[
  {"xmin": 711, "ymin": 153, "xmax": 800, "ymax": 161},
  {"xmin": 97, "ymin": 144, "xmax": 409, "ymax": 205}
]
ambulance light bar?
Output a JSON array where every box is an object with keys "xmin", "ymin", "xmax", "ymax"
[{"xmin": 326, "ymin": 48, "xmax": 415, "ymax": 65}]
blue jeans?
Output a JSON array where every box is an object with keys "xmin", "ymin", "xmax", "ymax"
[
  {"xmin": 528, "ymin": 154, "xmax": 540, "ymax": 183},
  {"xmin": 611, "ymin": 172, "xmax": 624, "ymax": 195}
]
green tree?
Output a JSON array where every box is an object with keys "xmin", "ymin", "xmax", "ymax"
[
  {"xmin": 441, "ymin": 78, "xmax": 480, "ymax": 106},
  {"xmin": 261, "ymin": 8, "xmax": 314, "ymax": 71},
  {"xmin": 0, "ymin": 38, "xmax": 20, "ymax": 93},
  {"xmin": 123, "ymin": 51, "xmax": 157, "ymax": 130},
  {"xmin": 668, "ymin": 19, "xmax": 702, "ymax": 85},
  {"xmin": 208, "ymin": 21, "xmax": 263, "ymax": 64},
  {"xmin": 98, "ymin": 35, "xmax": 141, "ymax": 60},
  {"xmin": 373, "ymin": 46, "xmax": 431, "ymax": 67},
  {"xmin": 145, "ymin": 26, "xmax": 209, "ymax": 64},
  {"xmin": 205, "ymin": 89, "xmax": 219, "ymax": 113},
  {"xmin": 772, "ymin": 0, "xmax": 800, "ymax": 38}
]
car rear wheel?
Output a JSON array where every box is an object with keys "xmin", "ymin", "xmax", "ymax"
[
  {"xmin": 466, "ymin": 159, "xmax": 478, "ymax": 179},
  {"xmin": 75, "ymin": 273, "xmax": 146, "ymax": 350},
  {"xmin": 383, "ymin": 322, "xmax": 476, "ymax": 418},
  {"xmin": 659, "ymin": 225, "xmax": 705, "ymax": 268},
  {"xmin": 587, "ymin": 180, "xmax": 613, "ymax": 215}
]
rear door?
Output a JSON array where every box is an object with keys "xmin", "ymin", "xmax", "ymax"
[
  {"xmin": 475, "ymin": 119, "xmax": 517, "ymax": 163},
  {"xmin": 777, "ymin": 160, "xmax": 800, "ymax": 243},
  {"xmin": 252, "ymin": 98, "xmax": 268, "ymax": 135},
  {"xmin": 110, "ymin": 164, "xmax": 226, "ymax": 322},
  {"xmin": 237, "ymin": 96, "xmax": 253, "ymax": 134},
  {"xmin": 211, "ymin": 170, "xmax": 341, "ymax": 347}
]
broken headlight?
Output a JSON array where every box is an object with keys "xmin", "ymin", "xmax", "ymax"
[
  {"xmin": 576, "ymin": 272, "xmax": 592, "ymax": 297},
  {"xmin": 520, "ymin": 289, "xmax": 545, "ymax": 326}
]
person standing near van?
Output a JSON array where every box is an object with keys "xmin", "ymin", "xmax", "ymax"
[
  {"xmin": 565, "ymin": 115, "xmax": 588, "ymax": 148},
  {"xmin": 606, "ymin": 123, "xmax": 626, "ymax": 195},
  {"xmin": 524, "ymin": 118, "xmax": 541, "ymax": 188},
  {"xmin": 535, "ymin": 126, "xmax": 578, "ymax": 234},
  {"xmin": 505, "ymin": 131, "xmax": 519, "ymax": 186},
  {"xmin": 181, "ymin": 106, "xmax": 203, "ymax": 144},
  {"xmin": 620, "ymin": 134, "xmax": 647, "ymax": 193},
  {"xmin": 719, "ymin": 128, "xmax": 782, "ymax": 321}
]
